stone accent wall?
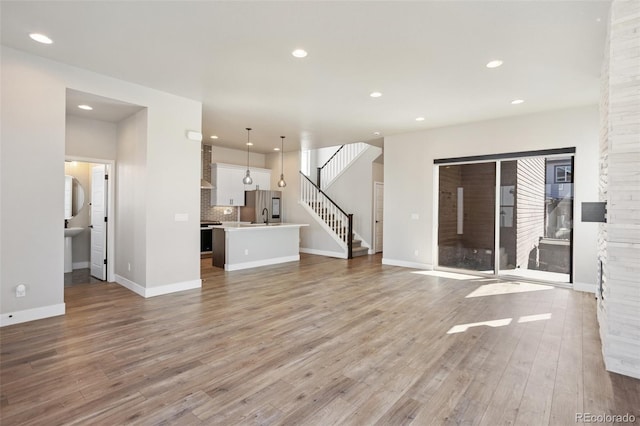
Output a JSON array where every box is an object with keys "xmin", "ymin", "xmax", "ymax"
[
  {"xmin": 597, "ymin": 0, "xmax": 640, "ymax": 379},
  {"xmin": 200, "ymin": 145, "xmax": 238, "ymax": 222}
]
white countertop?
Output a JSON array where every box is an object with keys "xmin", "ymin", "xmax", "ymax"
[{"xmin": 213, "ymin": 223, "xmax": 309, "ymax": 231}]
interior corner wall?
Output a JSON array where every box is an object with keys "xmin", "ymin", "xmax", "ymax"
[
  {"xmin": 115, "ymin": 110, "xmax": 148, "ymax": 285},
  {"xmin": 1, "ymin": 47, "xmax": 202, "ymax": 322},
  {"xmin": 384, "ymin": 105, "xmax": 600, "ymax": 286}
]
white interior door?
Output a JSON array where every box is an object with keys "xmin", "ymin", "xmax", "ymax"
[
  {"xmin": 374, "ymin": 182, "xmax": 384, "ymax": 253},
  {"xmin": 90, "ymin": 164, "xmax": 107, "ymax": 280}
]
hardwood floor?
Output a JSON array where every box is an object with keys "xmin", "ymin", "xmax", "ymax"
[{"xmin": 1, "ymin": 254, "xmax": 638, "ymax": 425}]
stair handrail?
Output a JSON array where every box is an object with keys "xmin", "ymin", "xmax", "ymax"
[
  {"xmin": 317, "ymin": 145, "xmax": 345, "ymax": 188},
  {"xmin": 300, "ymin": 171, "xmax": 353, "ymax": 259}
]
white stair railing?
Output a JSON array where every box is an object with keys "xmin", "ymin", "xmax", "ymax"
[
  {"xmin": 318, "ymin": 142, "xmax": 368, "ymax": 190},
  {"xmin": 300, "ymin": 172, "xmax": 354, "ymax": 258}
]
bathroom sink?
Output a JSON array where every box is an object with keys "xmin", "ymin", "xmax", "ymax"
[{"xmin": 64, "ymin": 227, "xmax": 84, "ymax": 237}]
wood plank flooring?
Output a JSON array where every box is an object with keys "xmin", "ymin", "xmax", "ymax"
[{"xmin": 1, "ymin": 254, "xmax": 639, "ymax": 425}]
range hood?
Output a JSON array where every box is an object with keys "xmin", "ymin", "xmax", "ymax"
[{"xmin": 200, "ymin": 178, "xmax": 213, "ymax": 189}]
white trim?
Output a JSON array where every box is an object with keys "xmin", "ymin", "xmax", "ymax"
[
  {"xmin": 115, "ymin": 274, "xmax": 146, "ymax": 297},
  {"xmin": 145, "ymin": 279, "xmax": 202, "ymax": 297},
  {"xmin": 72, "ymin": 261, "xmax": 90, "ymax": 269},
  {"xmin": 573, "ymin": 281, "xmax": 597, "ymax": 293},
  {"xmin": 300, "ymin": 248, "xmax": 348, "ymax": 259},
  {"xmin": 225, "ymin": 255, "xmax": 300, "ymax": 271},
  {"xmin": 115, "ymin": 274, "xmax": 201, "ymax": 298},
  {"xmin": 1, "ymin": 303, "xmax": 65, "ymax": 327},
  {"xmin": 382, "ymin": 258, "xmax": 433, "ymax": 270}
]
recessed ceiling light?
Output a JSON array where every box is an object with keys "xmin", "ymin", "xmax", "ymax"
[
  {"xmin": 274, "ymin": 147, "xmax": 280, "ymax": 151},
  {"xmin": 370, "ymin": 92, "xmax": 382, "ymax": 98},
  {"xmin": 373, "ymin": 131, "xmax": 381, "ymax": 136},
  {"xmin": 416, "ymin": 117, "xmax": 425, "ymax": 122},
  {"xmin": 292, "ymin": 49, "xmax": 308, "ymax": 58},
  {"xmin": 486, "ymin": 60, "xmax": 503, "ymax": 69},
  {"xmin": 29, "ymin": 33, "xmax": 53, "ymax": 44},
  {"xmin": 511, "ymin": 99, "xmax": 524, "ymax": 105},
  {"xmin": 78, "ymin": 104, "xmax": 93, "ymax": 111},
  {"xmin": 246, "ymin": 142, "xmax": 253, "ymax": 146},
  {"xmin": 210, "ymin": 135, "xmax": 218, "ymax": 139}
]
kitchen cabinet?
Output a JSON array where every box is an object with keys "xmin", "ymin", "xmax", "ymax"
[{"xmin": 210, "ymin": 163, "xmax": 272, "ymax": 206}]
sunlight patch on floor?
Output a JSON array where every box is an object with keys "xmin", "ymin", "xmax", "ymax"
[
  {"xmin": 447, "ymin": 318, "xmax": 512, "ymax": 334},
  {"xmin": 518, "ymin": 313, "xmax": 552, "ymax": 323},
  {"xmin": 447, "ymin": 313, "xmax": 552, "ymax": 334},
  {"xmin": 465, "ymin": 281, "xmax": 554, "ymax": 298},
  {"xmin": 411, "ymin": 270, "xmax": 479, "ymax": 280}
]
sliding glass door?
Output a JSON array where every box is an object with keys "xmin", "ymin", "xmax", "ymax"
[
  {"xmin": 437, "ymin": 162, "xmax": 496, "ymax": 274},
  {"xmin": 437, "ymin": 152, "xmax": 573, "ymax": 284}
]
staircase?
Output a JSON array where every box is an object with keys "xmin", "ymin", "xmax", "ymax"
[
  {"xmin": 317, "ymin": 142, "xmax": 368, "ymax": 190},
  {"xmin": 300, "ymin": 172, "xmax": 368, "ymax": 258}
]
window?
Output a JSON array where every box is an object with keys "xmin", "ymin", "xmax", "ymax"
[{"xmin": 555, "ymin": 165, "xmax": 572, "ymax": 183}]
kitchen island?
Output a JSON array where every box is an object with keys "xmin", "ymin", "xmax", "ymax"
[{"xmin": 212, "ymin": 223, "xmax": 309, "ymax": 271}]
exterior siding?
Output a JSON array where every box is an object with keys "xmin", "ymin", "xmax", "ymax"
[{"xmin": 515, "ymin": 158, "xmax": 546, "ymax": 269}]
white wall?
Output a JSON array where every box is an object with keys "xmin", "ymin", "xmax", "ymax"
[
  {"xmin": 115, "ymin": 110, "xmax": 147, "ymax": 285},
  {"xmin": 211, "ymin": 145, "xmax": 266, "ymax": 168},
  {"xmin": 66, "ymin": 115, "xmax": 117, "ymax": 160},
  {"xmin": 384, "ymin": 105, "xmax": 600, "ymax": 286},
  {"xmin": 1, "ymin": 47, "xmax": 202, "ymax": 324},
  {"xmin": 325, "ymin": 145, "xmax": 383, "ymax": 248},
  {"xmin": 266, "ymin": 151, "xmax": 343, "ymax": 255},
  {"xmin": 1, "ymin": 48, "xmax": 66, "ymax": 321}
]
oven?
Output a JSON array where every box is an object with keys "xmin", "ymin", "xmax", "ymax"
[{"xmin": 200, "ymin": 222, "xmax": 221, "ymax": 253}]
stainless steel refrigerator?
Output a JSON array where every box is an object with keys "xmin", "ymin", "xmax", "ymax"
[{"xmin": 240, "ymin": 190, "xmax": 282, "ymax": 223}]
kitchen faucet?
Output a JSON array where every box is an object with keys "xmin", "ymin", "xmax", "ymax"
[{"xmin": 261, "ymin": 207, "xmax": 269, "ymax": 225}]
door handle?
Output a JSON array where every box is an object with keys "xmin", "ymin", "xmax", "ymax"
[{"xmin": 89, "ymin": 225, "xmax": 94, "ymax": 229}]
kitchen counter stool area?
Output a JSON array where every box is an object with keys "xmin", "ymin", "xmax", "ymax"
[{"xmin": 212, "ymin": 223, "xmax": 308, "ymax": 271}]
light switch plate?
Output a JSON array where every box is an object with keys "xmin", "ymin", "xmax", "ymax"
[
  {"xmin": 174, "ymin": 213, "xmax": 189, "ymax": 222},
  {"xmin": 411, "ymin": 213, "xmax": 419, "ymax": 220}
]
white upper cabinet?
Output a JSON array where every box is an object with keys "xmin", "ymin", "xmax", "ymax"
[{"xmin": 210, "ymin": 163, "xmax": 271, "ymax": 206}]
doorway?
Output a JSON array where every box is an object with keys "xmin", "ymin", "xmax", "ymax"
[
  {"xmin": 64, "ymin": 158, "xmax": 114, "ymax": 285},
  {"xmin": 436, "ymin": 150, "xmax": 574, "ymax": 284},
  {"xmin": 373, "ymin": 181, "xmax": 384, "ymax": 253}
]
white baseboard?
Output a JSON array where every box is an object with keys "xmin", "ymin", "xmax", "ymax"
[
  {"xmin": 1, "ymin": 303, "xmax": 66, "ymax": 327},
  {"xmin": 145, "ymin": 279, "xmax": 201, "ymax": 297},
  {"xmin": 574, "ymin": 282, "xmax": 597, "ymax": 294},
  {"xmin": 115, "ymin": 274, "xmax": 202, "ymax": 298},
  {"xmin": 72, "ymin": 261, "xmax": 90, "ymax": 270},
  {"xmin": 115, "ymin": 274, "xmax": 146, "ymax": 297},
  {"xmin": 225, "ymin": 255, "xmax": 300, "ymax": 271},
  {"xmin": 382, "ymin": 258, "xmax": 433, "ymax": 270},
  {"xmin": 299, "ymin": 248, "xmax": 348, "ymax": 259}
]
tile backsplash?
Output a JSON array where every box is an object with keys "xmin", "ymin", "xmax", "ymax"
[{"xmin": 201, "ymin": 145, "xmax": 239, "ymax": 222}]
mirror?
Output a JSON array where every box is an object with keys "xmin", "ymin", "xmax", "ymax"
[{"xmin": 64, "ymin": 175, "xmax": 86, "ymax": 219}]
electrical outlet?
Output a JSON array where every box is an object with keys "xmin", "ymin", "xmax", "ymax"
[
  {"xmin": 16, "ymin": 284, "xmax": 26, "ymax": 298},
  {"xmin": 414, "ymin": 250, "xmax": 419, "ymax": 257},
  {"xmin": 128, "ymin": 263, "xmax": 131, "ymax": 271},
  {"xmin": 244, "ymin": 249, "xmax": 249, "ymax": 255}
]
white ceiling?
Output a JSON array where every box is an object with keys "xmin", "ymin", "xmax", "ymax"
[
  {"xmin": 66, "ymin": 89, "xmax": 144, "ymax": 123},
  {"xmin": 1, "ymin": 1, "xmax": 610, "ymax": 153}
]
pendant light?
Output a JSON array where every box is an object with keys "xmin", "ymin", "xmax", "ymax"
[
  {"xmin": 243, "ymin": 127, "xmax": 253, "ymax": 185},
  {"xmin": 277, "ymin": 136, "xmax": 287, "ymax": 188}
]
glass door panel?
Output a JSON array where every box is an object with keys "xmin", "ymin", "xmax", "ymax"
[
  {"xmin": 497, "ymin": 157, "xmax": 573, "ymax": 283},
  {"xmin": 438, "ymin": 163, "xmax": 496, "ymax": 273}
]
